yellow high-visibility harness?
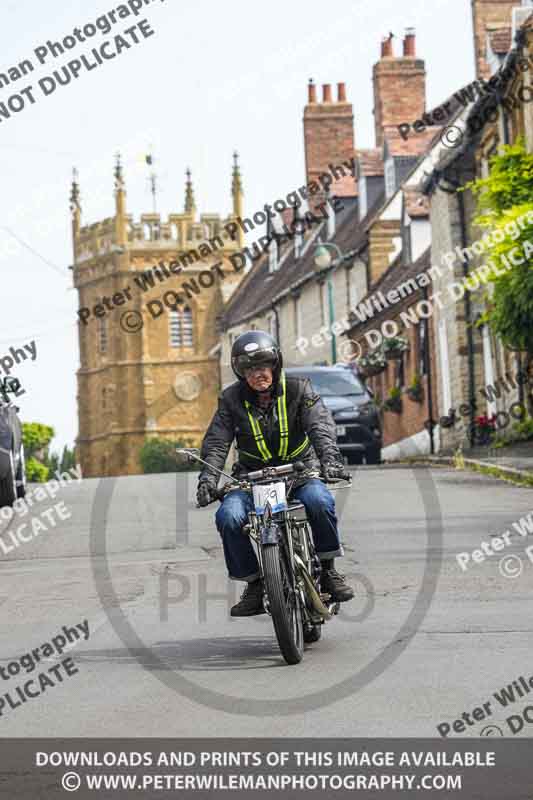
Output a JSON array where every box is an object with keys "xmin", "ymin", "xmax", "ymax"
[{"xmin": 243, "ymin": 371, "xmax": 309, "ymax": 463}]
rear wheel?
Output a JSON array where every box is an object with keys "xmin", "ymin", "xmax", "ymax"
[
  {"xmin": 262, "ymin": 543, "xmax": 304, "ymax": 665},
  {"xmin": 0, "ymin": 451, "xmax": 17, "ymax": 508}
]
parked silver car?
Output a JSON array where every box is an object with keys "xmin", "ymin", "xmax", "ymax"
[{"xmin": 0, "ymin": 377, "xmax": 26, "ymax": 507}]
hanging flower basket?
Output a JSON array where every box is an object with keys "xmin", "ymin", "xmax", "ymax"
[
  {"xmin": 357, "ymin": 353, "xmax": 386, "ymax": 377},
  {"xmin": 382, "ymin": 336, "xmax": 409, "ymax": 361},
  {"xmin": 382, "ymin": 387, "xmax": 403, "ymax": 414},
  {"xmin": 406, "ymin": 374, "xmax": 424, "ymax": 403}
]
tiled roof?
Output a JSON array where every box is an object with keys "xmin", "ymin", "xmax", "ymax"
[
  {"xmin": 488, "ymin": 26, "xmax": 512, "ymax": 55},
  {"xmin": 346, "ymin": 246, "xmax": 432, "ymax": 331},
  {"xmin": 222, "ymin": 193, "xmax": 389, "ymax": 330},
  {"xmin": 403, "ymin": 188, "xmax": 430, "ymax": 218},
  {"xmin": 356, "ymin": 148, "xmax": 384, "ymax": 177},
  {"xmin": 522, "ymin": 11, "xmax": 533, "ymax": 29}
]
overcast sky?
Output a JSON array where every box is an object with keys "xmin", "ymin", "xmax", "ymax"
[{"xmin": 0, "ymin": 0, "xmax": 474, "ymax": 454}]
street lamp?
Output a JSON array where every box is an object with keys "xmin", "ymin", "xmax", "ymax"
[{"xmin": 312, "ymin": 241, "xmax": 345, "ymax": 363}]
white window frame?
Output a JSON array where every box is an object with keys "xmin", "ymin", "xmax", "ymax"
[
  {"xmin": 385, "ymin": 158, "xmax": 396, "ymax": 198},
  {"xmin": 169, "ymin": 307, "xmax": 193, "ymax": 348}
]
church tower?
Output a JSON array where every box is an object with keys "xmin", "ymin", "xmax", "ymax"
[{"xmin": 72, "ymin": 156, "xmax": 245, "ymax": 477}]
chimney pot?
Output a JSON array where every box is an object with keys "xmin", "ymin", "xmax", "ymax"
[
  {"xmin": 337, "ymin": 82, "xmax": 346, "ymax": 102},
  {"xmin": 322, "ymin": 83, "xmax": 332, "ymax": 103},
  {"xmin": 308, "ymin": 78, "xmax": 316, "ymax": 103},
  {"xmin": 403, "ymin": 27, "xmax": 416, "ymax": 56},
  {"xmin": 381, "ymin": 34, "xmax": 394, "ymax": 58}
]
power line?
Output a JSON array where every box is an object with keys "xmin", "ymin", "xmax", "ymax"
[{"xmin": 0, "ymin": 227, "xmax": 68, "ymax": 277}]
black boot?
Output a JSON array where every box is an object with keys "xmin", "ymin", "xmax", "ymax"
[
  {"xmin": 320, "ymin": 559, "xmax": 354, "ymax": 603},
  {"xmin": 231, "ymin": 579, "xmax": 266, "ymax": 617}
]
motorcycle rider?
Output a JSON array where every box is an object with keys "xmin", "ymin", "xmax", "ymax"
[{"xmin": 196, "ymin": 330, "xmax": 354, "ymax": 616}]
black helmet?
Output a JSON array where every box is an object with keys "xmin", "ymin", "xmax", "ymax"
[{"xmin": 231, "ymin": 330, "xmax": 283, "ymax": 382}]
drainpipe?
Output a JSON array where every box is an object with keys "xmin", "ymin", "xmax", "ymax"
[
  {"xmin": 422, "ymin": 287, "xmax": 435, "ymax": 454},
  {"xmin": 457, "ymin": 190, "xmax": 477, "ymax": 448}
]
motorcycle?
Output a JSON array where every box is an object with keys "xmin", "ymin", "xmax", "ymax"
[{"xmin": 177, "ymin": 449, "xmax": 351, "ymax": 665}]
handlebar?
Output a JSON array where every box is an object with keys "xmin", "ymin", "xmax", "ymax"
[{"xmin": 197, "ymin": 462, "xmax": 351, "ymax": 507}]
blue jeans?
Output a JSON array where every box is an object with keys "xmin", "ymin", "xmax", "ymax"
[{"xmin": 214, "ymin": 479, "xmax": 343, "ymax": 581}]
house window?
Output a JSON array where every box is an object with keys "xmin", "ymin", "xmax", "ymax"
[
  {"xmin": 345, "ymin": 267, "xmax": 357, "ymax": 311},
  {"xmin": 169, "ymin": 307, "xmax": 193, "ymax": 347},
  {"xmin": 359, "ymin": 176, "xmax": 367, "ymax": 220},
  {"xmin": 318, "ymin": 281, "xmax": 326, "ymax": 325},
  {"xmin": 293, "ymin": 295, "xmax": 301, "ymax": 338},
  {"xmin": 385, "ymin": 158, "xmax": 396, "ymax": 198},
  {"xmin": 98, "ymin": 317, "xmax": 107, "ymax": 355},
  {"xmin": 268, "ymin": 240, "xmax": 279, "ymax": 273},
  {"xmin": 268, "ymin": 313, "xmax": 277, "ymax": 339}
]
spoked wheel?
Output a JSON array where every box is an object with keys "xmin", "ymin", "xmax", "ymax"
[{"xmin": 262, "ymin": 544, "xmax": 304, "ymax": 665}]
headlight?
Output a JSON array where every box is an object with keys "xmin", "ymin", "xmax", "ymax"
[{"xmin": 356, "ymin": 402, "xmax": 376, "ymax": 415}]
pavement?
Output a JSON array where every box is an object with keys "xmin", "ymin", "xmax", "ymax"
[
  {"xmin": 0, "ymin": 466, "xmax": 532, "ymax": 737},
  {"xmin": 466, "ymin": 441, "xmax": 533, "ymax": 473}
]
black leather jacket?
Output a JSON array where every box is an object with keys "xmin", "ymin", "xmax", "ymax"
[{"xmin": 198, "ymin": 373, "xmax": 342, "ymax": 485}]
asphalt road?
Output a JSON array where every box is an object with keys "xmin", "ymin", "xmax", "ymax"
[{"xmin": 0, "ymin": 465, "xmax": 532, "ymax": 738}]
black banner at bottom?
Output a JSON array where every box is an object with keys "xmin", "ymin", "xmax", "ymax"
[{"xmin": 1, "ymin": 738, "xmax": 532, "ymax": 798}]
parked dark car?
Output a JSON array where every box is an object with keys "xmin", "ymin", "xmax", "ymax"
[
  {"xmin": 0, "ymin": 377, "xmax": 26, "ymax": 507},
  {"xmin": 285, "ymin": 366, "xmax": 382, "ymax": 464}
]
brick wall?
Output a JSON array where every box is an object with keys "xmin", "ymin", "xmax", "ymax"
[
  {"xmin": 345, "ymin": 286, "xmax": 438, "ymax": 450},
  {"xmin": 372, "ymin": 31, "xmax": 426, "ymax": 147},
  {"xmin": 471, "ymin": 0, "xmax": 517, "ymax": 79},
  {"xmin": 303, "ymin": 81, "xmax": 356, "ymax": 193}
]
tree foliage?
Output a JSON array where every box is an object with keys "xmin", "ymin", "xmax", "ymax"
[
  {"xmin": 25, "ymin": 456, "xmax": 50, "ymax": 483},
  {"xmin": 139, "ymin": 438, "xmax": 201, "ymax": 474},
  {"xmin": 22, "ymin": 422, "xmax": 55, "ymax": 458},
  {"xmin": 464, "ymin": 140, "xmax": 533, "ymax": 355}
]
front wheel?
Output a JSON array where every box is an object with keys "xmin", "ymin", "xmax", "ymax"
[{"xmin": 262, "ymin": 544, "xmax": 304, "ymax": 665}]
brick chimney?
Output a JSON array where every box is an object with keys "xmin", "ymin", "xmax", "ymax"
[
  {"xmin": 471, "ymin": 0, "xmax": 517, "ymax": 79},
  {"xmin": 303, "ymin": 79, "xmax": 356, "ymax": 199},
  {"xmin": 372, "ymin": 30, "xmax": 426, "ymax": 148}
]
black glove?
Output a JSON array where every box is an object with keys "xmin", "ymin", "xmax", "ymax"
[
  {"xmin": 197, "ymin": 481, "xmax": 218, "ymax": 507},
  {"xmin": 321, "ymin": 462, "xmax": 351, "ymax": 481}
]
